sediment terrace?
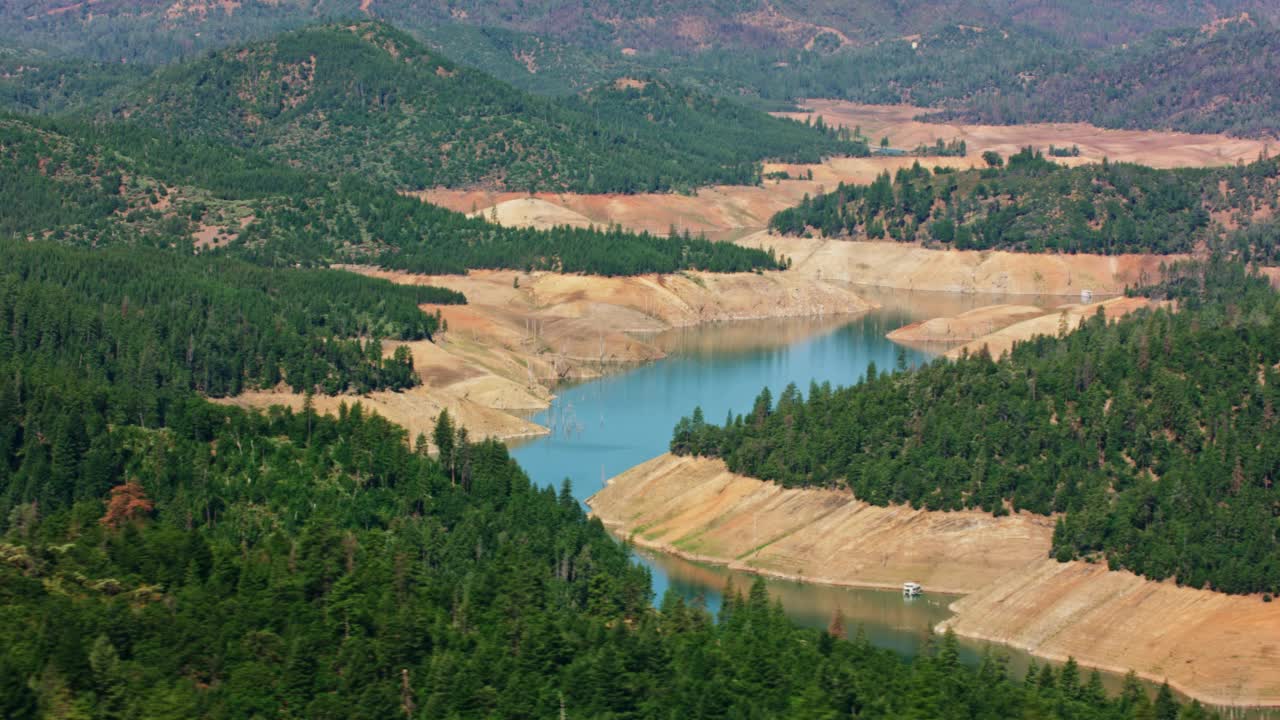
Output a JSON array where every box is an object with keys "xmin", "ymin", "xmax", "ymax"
[{"xmin": 589, "ymin": 453, "xmax": 1280, "ymax": 708}]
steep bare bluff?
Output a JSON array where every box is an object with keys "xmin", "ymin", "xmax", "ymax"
[{"xmin": 589, "ymin": 454, "xmax": 1280, "ymax": 708}]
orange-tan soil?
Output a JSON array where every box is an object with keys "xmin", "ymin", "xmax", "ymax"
[
  {"xmin": 221, "ymin": 267, "xmax": 875, "ymax": 449},
  {"xmin": 469, "ymin": 197, "xmax": 596, "ymax": 230},
  {"xmin": 777, "ymin": 101, "xmax": 1273, "ymax": 168},
  {"xmin": 590, "ymin": 453, "xmax": 1280, "ymax": 708},
  {"xmin": 212, "ymin": 337, "xmax": 551, "ymax": 450},
  {"xmin": 944, "ymin": 297, "xmax": 1163, "ymax": 359},
  {"xmin": 420, "ymin": 184, "xmax": 814, "ymax": 240},
  {"xmin": 738, "ymin": 234, "xmax": 1175, "ymax": 296},
  {"xmin": 352, "ymin": 267, "xmax": 877, "ymax": 369},
  {"xmin": 416, "ymin": 154, "xmax": 970, "ymax": 242},
  {"xmin": 942, "ymin": 560, "xmax": 1280, "ymax": 708},
  {"xmin": 887, "ymin": 304, "xmax": 1047, "ymax": 345},
  {"xmin": 588, "ymin": 454, "xmax": 1055, "ymax": 595},
  {"xmin": 419, "ymin": 102, "xmax": 1265, "ymax": 244},
  {"xmin": 417, "ymin": 104, "xmax": 1264, "ymax": 309}
]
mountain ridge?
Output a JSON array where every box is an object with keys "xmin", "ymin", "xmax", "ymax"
[{"xmin": 92, "ymin": 21, "xmax": 864, "ymax": 193}]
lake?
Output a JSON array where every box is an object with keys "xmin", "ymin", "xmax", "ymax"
[
  {"xmin": 507, "ymin": 289, "xmax": 1270, "ymax": 713},
  {"xmin": 510, "ymin": 292, "xmax": 1016, "ymax": 647}
]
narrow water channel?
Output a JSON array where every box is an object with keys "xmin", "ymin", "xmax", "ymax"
[{"xmin": 507, "ymin": 289, "xmax": 1271, "ymax": 715}]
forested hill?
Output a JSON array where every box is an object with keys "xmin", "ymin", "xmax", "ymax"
[
  {"xmin": 7, "ymin": 5, "xmax": 1280, "ymax": 140},
  {"xmin": 671, "ymin": 261, "xmax": 1280, "ymax": 596},
  {"xmin": 670, "ymin": 24, "xmax": 1087, "ymax": 111},
  {"xmin": 0, "ymin": 115, "xmax": 781, "ymax": 275},
  {"xmin": 6, "ymin": 0, "xmax": 1277, "ymax": 61},
  {"xmin": 368, "ymin": 0, "xmax": 1279, "ymax": 50},
  {"xmin": 942, "ymin": 20, "xmax": 1280, "ymax": 138},
  {"xmin": 0, "ymin": 245, "xmax": 1207, "ymax": 720},
  {"xmin": 93, "ymin": 22, "xmax": 863, "ymax": 193},
  {"xmin": 0, "ymin": 46, "xmax": 147, "ymax": 114},
  {"xmin": 0, "ymin": 239, "xmax": 462, "ymax": 398},
  {"xmin": 769, "ymin": 149, "xmax": 1280, "ymax": 256}
]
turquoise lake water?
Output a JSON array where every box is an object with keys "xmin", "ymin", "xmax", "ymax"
[
  {"xmin": 509, "ymin": 293, "xmax": 1005, "ymax": 657},
  {"xmin": 507, "ymin": 290, "xmax": 1272, "ymax": 713}
]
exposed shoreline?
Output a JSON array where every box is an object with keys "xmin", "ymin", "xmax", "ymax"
[
  {"xmin": 226, "ymin": 235, "xmax": 1172, "ymax": 448},
  {"xmin": 737, "ymin": 234, "xmax": 1178, "ymax": 297},
  {"xmin": 386, "ymin": 101, "xmax": 1277, "ymax": 704},
  {"xmin": 422, "ymin": 100, "xmax": 1270, "ymax": 245},
  {"xmin": 589, "ymin": 454, "xmax": 1280, "ymax": 709},
  {"xmin": 219, "ymin": 267, "xmax": 877, "ymax": 449},
  {"xmin": 928, "ymin": 296, "xmax": 1166, "ymax": 359},
  {"xmin": 587, "ymin": 454, "xmax": 1054, "ymax": 596},
  {"xmin": 596, "ymin": 512, "xmax": 972, "ymax": 597},
  {"xmin": 943, "ymin": 613, "xmax": 1277, "ymax": 712}
]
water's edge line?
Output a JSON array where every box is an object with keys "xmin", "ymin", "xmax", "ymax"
[{"xmin": 587, "ymin": 502, "xmax": 1280, "ymax": 711}]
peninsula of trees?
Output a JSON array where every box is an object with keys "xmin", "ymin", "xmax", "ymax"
[{"xmin": 672, "ymin": 262, "xmax": 1280, "ymax": 595}]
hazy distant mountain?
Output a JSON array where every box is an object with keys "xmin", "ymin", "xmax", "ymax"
[
  {"xmin": 6, "ymin": 0, "xmax": 1278, "ymax": 63},
  {"xmin": 7, "ymin": 2, "xmax": 1279, "ymax": 139},
  {"xmin": 945, "ymin": 17, "xmax": 1280, "ymax": 137},
  {"xmin": 395, "ymin": 0, "xmax": 1279, "ymax": 50}
]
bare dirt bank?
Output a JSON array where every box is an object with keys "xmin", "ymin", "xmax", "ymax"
[
  {"xmin": 588, "ymin": 454, "xmax": 1053, "ymax": 595},
  {"xmin": 940, "ymin": 560, "xmax": 1280, "ymax": 708},
  {"xmin": 467, "ymin": 197, "xmax": 596, "ymax": 230},
  {"xmin": 943, "ymin": 297, "xmax": 1162, "ymax": 359},
  {"xmin": 354, "ymin": 267, "xmax": 877, "ymax": 374},
  {"xmin": 887, "ymin": 304, "xmax": 1046, "ymax": 346},
  {"xmin": 589, "ymin": 453, "xmax": 1280, "ymax": 708},
  {"xmin": 416, "ymin": 153, "xmax": 971, "ymax": 241},
  {"xmin": 738, "ymin": 234, "xmax": 1176, "ymax": 296},
  {"xmin": 420, "ymin": 102, "xmax": 1264, "ymax": 244},
  {"xmin": 212, "ymin": 337, "xmax": 552, "ymax": 450},
  {"xmin": 776, "ymin": 101, "xmax": 1272, "ymax": 169},
  {"xmin": 219, "ymin": 268, "xmax": 876, "ymax": 450}
]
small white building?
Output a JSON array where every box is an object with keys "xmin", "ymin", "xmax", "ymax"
[
  {"xmin": 902, "ymin": 582, "xmax": 922, "ymax": 597},
  {"xmin": 1080, "ymin": 288, "xmax": 1093, "ymax": 302}
]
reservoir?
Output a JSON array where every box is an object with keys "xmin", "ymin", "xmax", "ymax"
[
  {"xmin": 508, "ymin": 289, "xmax": 1273, "ymax": 713},
  {"xmin": 511, "ymin": 293, "xmax": 1013, "ymax": 657}
]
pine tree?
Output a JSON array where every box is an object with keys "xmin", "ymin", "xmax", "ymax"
[{"xmin": 433, "ymin": 410, "xmax": 456, "ymax": 482}]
